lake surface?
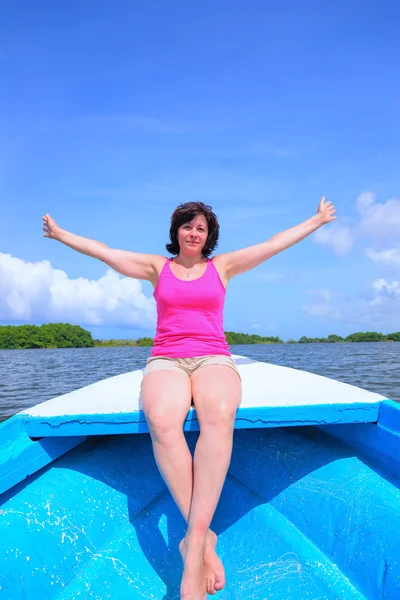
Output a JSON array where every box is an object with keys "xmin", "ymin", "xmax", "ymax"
[{"xmin": 0, "ymin": 343, "xmax": 398, "ymax": 422}]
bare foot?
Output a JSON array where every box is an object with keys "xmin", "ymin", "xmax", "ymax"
[
  {"xmin": 180, "ymin": 531, "xmax": 226, "ymax": 596},
  {"xmin": 179, "ymin": 535, "xmax": 207, "ymax": 600},
  {"xmin": 204, "ymin": 530, "xmax": 226, "ymax": 594}
]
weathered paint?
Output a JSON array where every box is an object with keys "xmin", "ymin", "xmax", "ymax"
[
  {"xmin": 19, "ymin": 356, "xmax": 384, "ymax": 437},
  {"xmin": 20, "ymin": 402, "xmax": 380, "ymax": 439}
]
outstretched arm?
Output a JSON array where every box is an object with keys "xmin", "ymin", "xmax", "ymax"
[
  {"xmin": 214, "ymin": 197, "xmax": 336, "ymax": 280},
  {"xmin": 42, "ymin": 214, "xmax": 162, "ymax": 282}
]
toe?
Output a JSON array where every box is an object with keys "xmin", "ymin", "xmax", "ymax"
[
  {"xmin": 214, "ymin": 572, "xmax": 225, "ymax": 591},
  {"xmin": 208, "ymin": 575, "xmax": 217, "ymax": 595}
]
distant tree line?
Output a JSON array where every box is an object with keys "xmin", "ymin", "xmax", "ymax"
[
  {"xmin": 95, "ymin": 333, "xmax": 282, "ymax": 346},
  {"xmin": 94, "ymin": 337, "xmax": 154, "ymax": 347},
  {"xmin": 292, "ymin": 331, "xmax": 400, "ymax": 343},
  {"xmin": 224, "ymin": 332, "xmax": 282, "ymax": 344},
  {"xmin": 1, "ymin": 324, "xmax": 399, "ymax": 349},
  {"xmin": 0, "ymin": 324, "xmax": 94, "ymax": 349}
]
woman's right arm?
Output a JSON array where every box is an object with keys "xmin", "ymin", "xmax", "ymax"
[{"xmin": 42, "ymin": 214, "xmax": 163, "ymax": 283}]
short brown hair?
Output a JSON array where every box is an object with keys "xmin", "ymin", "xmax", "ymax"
[{"xmin": 166, "ymin": 202, "xmax": 220, "ymax": 257}]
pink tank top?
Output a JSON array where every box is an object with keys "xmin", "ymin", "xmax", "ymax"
[{"xmin": 151, "ymin": 257, "xmax": 231, "ymax": 358}]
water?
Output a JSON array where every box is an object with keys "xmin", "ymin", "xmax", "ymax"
[{"xmin": 0, "ymin": 343, "xmax": 398, "ymax": 422}]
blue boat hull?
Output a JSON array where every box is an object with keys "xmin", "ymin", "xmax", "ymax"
[{"xmin": 2, "ymin": 414, "xmax": 400, "ymax": 599}]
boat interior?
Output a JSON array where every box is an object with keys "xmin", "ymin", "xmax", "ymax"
[{"xmin": 2, "ymin": 406, "xmax": 400, "ymax": 599}]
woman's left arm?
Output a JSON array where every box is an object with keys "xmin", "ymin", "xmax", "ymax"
[{"xmin": 216, "ymin": 197, "xmax": 336, "ymax": 280}]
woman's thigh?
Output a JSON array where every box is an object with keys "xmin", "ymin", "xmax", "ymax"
[
  {"xmin": 190, "ymin": 365, "xmax": 242, "ymax": 426},
  {"xmin": 140, "ymin": 370, "xmax": 192, "ymax": 434}
]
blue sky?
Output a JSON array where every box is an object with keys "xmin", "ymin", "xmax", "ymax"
[{"xmin": 1, "ymin": 1, "xmax": 399, "ymax": 341}]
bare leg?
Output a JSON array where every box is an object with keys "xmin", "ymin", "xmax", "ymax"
[
  {"xmin": 180, "ymin": 366, "xmax": 242, "ymax": 600},
  {"xmin": 140, "ymin": 370, "xmax": 225, "ymax": 595}
]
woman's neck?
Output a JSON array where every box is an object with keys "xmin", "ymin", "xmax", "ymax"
[{"xmin": 173, "ymin": 253, "xmax": 206, "ymax": 268}]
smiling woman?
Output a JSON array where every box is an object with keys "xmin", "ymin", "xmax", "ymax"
[
  {"xmin": 166, "ymin": 201, "xmax": 219, "ymax": 261},
  {"xmin": 42, "ymin": 196, "xmax": 336, "ymax": 599}
]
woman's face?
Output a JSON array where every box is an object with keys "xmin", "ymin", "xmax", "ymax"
[{"xmin": 177, "ymin": 213, "xmax": 209, "ymax": 255}]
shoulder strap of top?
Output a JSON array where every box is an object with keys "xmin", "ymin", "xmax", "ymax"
[
  {"xmin": 208, "ymin": 257, "xmax": 227, "ymax": 290},
  {"xmin": 158, "ymin": 257, "xmax": 170, "ymax": 277}
]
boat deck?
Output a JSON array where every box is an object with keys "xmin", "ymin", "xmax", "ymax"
[{"xmin": 19, "ymin": 356, "xmax": 385, "ymax": 437}]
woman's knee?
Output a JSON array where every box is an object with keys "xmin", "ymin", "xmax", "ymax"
[
  {"xmin": 140, "ymin": 371, "xmax": 191, "ymax": 441},
  {"xmin": 145, "ymin": 407, "xmax": 185, "ymax": 442},
  {"xmin": 198, "ymin": 399, "xmax": 238, "ymax": 429},
  {"xmin": 191, "ymin": 365, "xmax": 242, "ymax": 427}
]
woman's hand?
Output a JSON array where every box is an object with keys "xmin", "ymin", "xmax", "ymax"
[
  {"xmin": 42, "ymin": 214, "xmax": 62, "ymax": 240},
  {"xmin": 317, "ymin": 197, "xmax": 337, "ymax": 224}
]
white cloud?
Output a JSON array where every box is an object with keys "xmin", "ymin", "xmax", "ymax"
[
  {"xmin": 0, "ymin": 253, "xmax": 156, "ymax": 327},
  {"xmin": 313, "ymin": 224, "xmax": 354, "ymax": 256},
  {"xmin": 365, "ymin": 248, "xmax": 400, "ymax": 266},
  {"xmin": 303, "ymin": 289, "xmax": 340, "ymax": 318},
  {"xmin": 303, "ymin": 279, "xmax": 400, "ymax": 328},
  {"xmin": 359, "ymin": 193, "xmax": 400, "ymax": 268},
  {"xmin": 356, "ymin": 191, "xmax": 376, "ymax": 212},
  {"xmin": 318, "ymin": 289, "xmax": 332, "ymax": 302},
  {"xmin": 357, "ymin": 192, "xmax": 400, "ymax": 239},
  {"xmin": 303, "ymin": 303, "xmax": 337, "ymax": 317},
  {"xmin": 313, "ymin": 192, "xmax": 400, "ymax": 262},
  {"xmin": 372, "ymin": 278, "xmax": 399, "ymax": 294}
]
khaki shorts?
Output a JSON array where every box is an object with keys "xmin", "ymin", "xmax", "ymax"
[{"xmin": 142, "ymin": 355, "xmax": 241, "ymax": 382}]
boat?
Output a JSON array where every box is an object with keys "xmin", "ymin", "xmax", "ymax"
[{"xmin": 1, "ymin": 354, "xmax": 399, "ymax": 599}]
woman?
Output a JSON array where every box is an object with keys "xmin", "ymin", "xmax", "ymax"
[{"xmin": 42, "ymin": 197, "xmax": 336, "ymax": 599}]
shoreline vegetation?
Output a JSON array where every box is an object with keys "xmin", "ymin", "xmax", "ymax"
[{"xmin": 0, "ymin": 324, "xmax": 399, "ymax": 349}]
